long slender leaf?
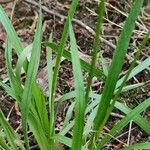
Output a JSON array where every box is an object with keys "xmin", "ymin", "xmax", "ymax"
[
  {"xmin": 58, "ymin": 90, "xmax": 150, "ymax": 138},
  {"xmin": 91, "ymin": 0, "xmax": 144, "ymax": 146},
  {"xmin": 51, "ymin": 0, "xmax": 79, "ymax": 100},
  {"xmin": 116, "ymin": 56, "xmax": 150, "ymax": 89},
  {"xmin": 85, "ymin": 0, "xmax": 106, "ymax": 102},
  {"xmin": 0, "ymin": 110, "xmax": 23, "ymax": 150},
  {"xmin": 32, "ymin": 83, "xmax": 49, "ymax": 136},
  {"xmin": 49, "ymin": 1, "xmax": 79, "ymax": 147},
  {"xmin": 47, "ymin": 34, "xmax": 55, "ymax": 146},
  {"xmin": 44, "ymin": 42, "xmax": 105, "ymax": 80},
  {"xmin": 97, "ymin": 97, "xmax": 150, "ymax": 149},
  {"xmin": 16, "ymin": 44, "xmax": 32, "ymax": 80},
  {"xmin": 122, "ymin": 142, "xmax": 150, "ymax": 150},
  {"xmin": 20, "ymin": 10, "xmax": 42, "ymax": 149},
  {"xmin": 0, "ymin": 81, "xmax": 17, "ymax": 100},
  {"xmin": 5, "ymin": 40, "xmax": 23, "ymax": 102},
  {"xmin": 69, "ymin": 20, "xmax": 86, "ymax": 150},
  {"xmin": 0, "ymin": 136, "xmax": 10, "ymax": 150},
  {"xmin": 92, "ymin": 28, "xmax": 150, "ymax": 147},
  {"xmin": 0, "ymin": 6, "xmax": 22, "ymax": 55},
  {"xmin": 28, "ymin": 108, "xmax": 50, "ymax": 150}
]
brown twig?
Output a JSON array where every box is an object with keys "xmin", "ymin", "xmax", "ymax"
[{"xmin": 0, "ymin": 0, "xmax": 14, "ymax": 4}]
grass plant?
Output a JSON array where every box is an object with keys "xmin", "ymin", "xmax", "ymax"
[{"xmin": 0, "ymin": 0, "xmax": 150, "ymax": 149}]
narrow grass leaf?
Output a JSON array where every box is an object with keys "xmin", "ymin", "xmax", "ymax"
[
  {"xmin": 0, "ymin": 137, "xmax": 10, "ymax": 150},
  {"xmin": 58, "ymin": 90, "xmax": 150, "ymax": 140},
  {"xmin": 5, "ymin": 40, "xmax": 23, "ymax": 102},
  {"xmin": 99, "ymin": 51, "xmax": 109, "ymax": 76},
  {"xmin": 16, "ymin": 44, "xmax": 32, "ymax": 80},
  {"xmin": 0, "ymin": 110, "xmax": 23, "ymax": 150},
  {"xmin": 0, "ymin": 81, "xmax": 17, "ymax": 100},
  {"xmin": 97, "ymin": 97, "xmax": 150, "ymax": 149},
  {"xmin": 63, "ymin": 102, "xmax": 75, "ymax": 128},
  {"xmin": 93, "ymin": 28, "xmax": 150, "ymax": 144},
  {"xmin": 115, "ymin": 102, "xmax": 150, "ymax": 135},
  {"xmin": 44, "ymin": 42, "xmax": 105, "ymax": 80},
  {"xmin": 117, "ymin": 56, "xmax": 150, "ymax": 88},
  {"xmin": 47, "ymin": 34, "xmax": 55, "ymax": 148},
  {"xmin": 28, "ymin": 108, "xmax": 50, "ymax": 150},
  {"xmin": 121, "ymin": 82, "xmax": 149, "ymax": 92},
  {"xmin": 32, "ymin": 83, "xmax": 49, "ymax": 136},
  {"xmin": 85, "ymin": 0, "xmax": 106, "ymax": 102},
  {"xmin": 54, "ymin": 134, "xmax": 72, "ymax": 148},
  {"xmin": 54, "ymin": 134, "xmax": 88, "ymax": 150},
  {"xmin": 122, "ymin": 142, "xmax": 150, "ymax": 150},
  {"xmin": 20, "ymin": 10, "xmax": 42, "ymax": 149},
  {"xmin": 51, "ymin": 0, "xmax": 79, "ymax": 107},
  {"xmin": 69, "ymin": 20, "xmax": 86, "ymax": 150},
  {"xmin": 92, "ymin": 0, "xmax": 144, "ymax": 142},
  {"xmin": 0, "ymin": 6, "xmax": 22, "ymax": 55}
]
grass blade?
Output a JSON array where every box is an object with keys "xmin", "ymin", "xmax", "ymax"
[
  {"xmin": 0, "ymin": 6, "xmax": 22, "ymax": 55},
  {"xmin": 16, "ymin": 44, "xmax": 32, "ymax": 80},
  {"xmin": 28, "ymin": 108, "xmax": 50, "ymax": 150},
  {"xmin": 0, "ymin": 110, "xmax": 23, "ymax": 150},
  {"xmin": 0, "ymin": 136, "xmax": 10, "ymax": 150},
  {"xmin": 69, "ymin": 20, "xmax": 86, "ymax": 150},
  {"xmin": 44, "ymin": 42, "xmax": 105, "ymax": 80},
  {"xmin": 116, "ymin": 56, "xmax": 150, "ymax": 89},
  {"xmin": 5, "ymin": 40, "xmax": 23, "ymax": 102},
  {"xmin": 51, "ymin": 0, "xmax": 79, "ymax": 110},
  {"xmin": 32, "ymin": 83, "xmax": 49, "ymax": 136},
  {"xmin": 63, "ymin": 102, "xmax": 75, "ymax": 128},
  {"xmin": 97, "ymin": 97, "xmax": 150, "ymax": 149},
  {"xmin": 47, "ymin": 34, "xmax": 55, "ymax": 148},
  {"xmin": 91, "ymin": 0, "xmax": 144, "ymax": 145},
  {"xmin": 85, "ymin": 0, "xmax": 106, "ymax": 102},
  {"xmin": 20, "ymin": 10, "xmax": 42, "ymax": 149},
  {"xmin": 93, "ymin": 28, "xmax": 150, "ymax": 146},
  {"xmin": 0, "ymin": 81, "xmax": 17, "ymax": 100},
  {"xmin": 122, "ymin": 142, "xmax": 150, "ymax": 150},
  {"xmin": 115, "ymin": 102, "xmax": 150, "ymax": 135}
]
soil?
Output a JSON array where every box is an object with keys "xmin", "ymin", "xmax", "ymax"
[{"xmin": 0, "ymin": 0, "xmax": 150, "ymax": 149}]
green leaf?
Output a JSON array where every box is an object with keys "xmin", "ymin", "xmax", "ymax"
[
  {"xmin": 0, "ymin": 136, "xmax": 10, "ymax": 150},
  {"xmin": 85, "ymin": 0, "xmax": 106, "ymax": 102},
  {"xmin": 97, "ymin": 97, "xmax": 150, "ymax": 149},
  {"xmin": 44, "ymin": 42, "xmax": 105, "ymax": 80},
  {"xmin": 54, "ymin": 134, "xmax": 88, "ymax": 150},
  {"xmin": 122, "ymin": 142, "xmax": 150, "ymax": 150},
  {"xmin": 69, "ymin": 20, "xmax": 86, "ymax": 150},
  {"xmin": 16, "ymin": 44, "xmax": 32, "ymax": 81},
  {"xmin": 0, "ymin": 81, "xmax": 17, "ymax": 100},
  {"xmin": 0, "ymin": 110, "xmax": 23, "ymax": 150},
  {"xmin": 5, "ymin": 40, "xmax": 23, "ymax": 102},
  {"xmin": 47, "ymin": 34, "xmax": 55, "ymax": 146},
  {"xmin": 32, "ymin": 83, "xmax": 49, "ymax": 136},
  {"xmin": 0, "ymin": 6, "xmax": 23, "ymax": 55},
  {"xmin": 28, "ymin": 108, "xmax": 50, "ymax": 150},
  {"xmin": 20, "ymin": 10, "xmax": 42, "ymax": 149},
  {"xmin": 92, "ymin": 0, "xmax": 144, "ymax": 144},
  {"xmin": 63, "ymin": 102, "xmax": 75, "ymax": 128},
  {"xmin": 116, "ymin": 56, "xmax": 150, "ymax": 89}
]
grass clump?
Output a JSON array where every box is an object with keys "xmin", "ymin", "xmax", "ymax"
[{"xmin": 0, "ymin": 0, "xmax": 150, "ymax": 149}]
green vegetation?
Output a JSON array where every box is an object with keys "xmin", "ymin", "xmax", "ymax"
[{"xmin": 0, "ymin": 0, "xmax": 150, "ymax": 149}]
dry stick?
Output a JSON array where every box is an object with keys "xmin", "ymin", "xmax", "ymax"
[
  {"xmin": 24, "ymin": 0, "xmax": 149, "ymax": 70},
  {"xmin": 0, "ymin": 0, "xmax": 14, "ymax": 4},
  {"xmin": 10, "ymin": 0, "xmax": 18, "ymax": 20},
  {"xmin": 127, "ymin": 120, "xmax": 133, "ymax": 146}
]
